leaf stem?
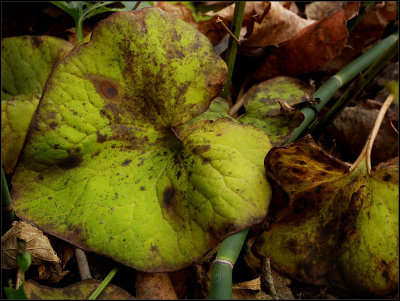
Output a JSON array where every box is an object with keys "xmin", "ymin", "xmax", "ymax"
[
  {"xmin": 350, "ymin": 93, "xmax": 394, "ymax": 174},
  {"xmin": 209, "ymin": 229, "xmax": 248, "ymax": 299},
  {"xmin": 221, "ymin": 2, "xmax": 246, "ymax": 100},
  {"xmin": 88, "ymin": 265, "xmax": 119, "ymax": 300},
  {"xmin": 286, "ymin": 31, "xmax": 399, "ymax": 145}
]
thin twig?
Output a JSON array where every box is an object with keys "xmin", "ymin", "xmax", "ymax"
[
  {"xmin": 216, "ymin": 17, "xmax": 240, "ymax": 45},
  {"xmin": 229, "ymin": 77, "xmax": 249, "ymax": 117},
  {"xmin": 350, "ymin": 94, "xmax": 394, "ymax": 174},
  {"xmin": 75, "ymin": 248, "xmax": 92, "ymax": 280},
  {"xmin": 390, "ymin": 120, "xmax": 399, "ymax": 135},
  {"xmin": 260, "ymin": 256, "xmax": 279, "ymax": 300},
  {"xmin": 132, "ymin": 1, "xmax": 142, "ymax": 11}
]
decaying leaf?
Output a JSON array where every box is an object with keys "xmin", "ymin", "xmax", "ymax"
[
  {"xmin": 239, "ymin": 76, "xmax": 312, "ymax": 146},
  {"xmin": 250, "ymin": 2, "xmax": 360, "ymax": 82},
  {"xmin": 24, "ymin": 279, "xmax": 135, "ymax": 300},
  {"xmin": 1, "ymin": 36, "xmax": 74, "ymax": 100},
  {"xmin": 1, "ymin": 94, "xmax": 39, "ymax": 174},
  {"xmin": 154, "ymin": 2, "xmax": 197, "ymax": 26},
  {"xmin": 330, "ymin": 100, "xmax": 399, "ymax": 166},
  {"xmin": 254, "ymin": 135, "xmax": 398, "ymax": 296},
  {"xmin": 136, "ymin": 272, "xmax": 178, "ymax": 299},
  {"xmin": 12, "ymin": 8, "xmax": 272, "ymax": 272},
  {"xmin": 232, "ymin": 277, "xmax": 272, "ymax": 300},
  {"xmin": 305, "ymin": 2, "xmax": 342, "ymax": 20},
  {"xmin": 240, "ymin": 2, "xmax": 315, "ymax": 48},
  {"xmin": 2, "ymin": 221, "xmax": 60, "ymax": 269}
]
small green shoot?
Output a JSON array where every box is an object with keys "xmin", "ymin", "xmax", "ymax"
[{"xmin": 51, "ymin": 1, "xmax": 152, "ymax": 42}]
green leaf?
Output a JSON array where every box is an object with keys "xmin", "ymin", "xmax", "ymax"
[
  {"xmin": 4, "ymin": 284, "xmax": 28, "ymax": 300},
  {"xmin": 179, "ymin": 97, "xmax": 235, "ymax": 131},
  {"xmin": 12, "ymin": 8, "xmax": 272, "ymax": 272},
  {"xmin": 239, "ymin": 76, "xmax": 313, "ymax": 146},
  {"xmin": 254, "ymin": 136, "xmax": 398, "ymax": 296},
  {"xmin": 1, "ymin": 36, "xmax": 74, "ymax": 100},
  {"xmin": 24, "ymin": 279, "xmax": 134, "ymax": 300},
  {"xmin": 1, "ymin": 94, "xmax": 40, "ymax": 174}
]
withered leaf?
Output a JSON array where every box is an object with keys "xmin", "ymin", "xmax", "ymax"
[
  {"xmin": 135, "ymin": 272, "xmax": 178, "ymax": 299},
  {"xmin": 250, "ymin": 2, "xmax": 360, "ymax": 83},
  {"xmin": 2, "ymin": 221, "xmax": 60, "ymax": 269},
  {"xmin": 24, "ymin": 279, "xmax": 135, "ymax": 299},
  {"xmin": 254, "ymin": 135, "xmax": 398, "ymax": 296}
]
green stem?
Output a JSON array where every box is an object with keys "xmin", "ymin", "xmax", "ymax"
[
  {"xmin": 2, "ymin": 166, "xmax": 14, "ymax": 222},
  {"xmin": 286, "ymin": 31, "xmax": 399, "ymax": 145},
  {"xmin": 311, "ymin": 36, "xmax": 398, "ymax": 135},
  {"xmin": 88, "ymin": 266, "xmax": 119, "ymax": 300},
  {"xmin": 221, "ymin": 2, "xmax": 246, "ymax": 100},
  {"xmin": 76, "ymin": 18, "xmax": 84, "ymax": 43},
  {"xmin": 208, "ymin": 229, "xmax": 249, "ymax": 299}
]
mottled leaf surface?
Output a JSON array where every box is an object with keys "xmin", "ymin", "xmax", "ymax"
[
  {"xmin": 254, "ymin": 135, "xmax": 398, "ymax": 295},
  {"xmin": 12, "ymin": 8, "xmax": 272, "ymax": 272},
  {"xmin": 1, "ymin": 94, "xmax": 39, "ymax": 174},
  {"xmin": 1, "ymin": 36, "xmax": 74, "ymax": 100},
  {"xmin": 179, "ymin": 97, "xmax": 235, "ymax": 131},
  {"xmin": 24, "ymin": 279, "xmax": 135, "ymax": 300},
  {"xmin": 239, "ymin": 77, "xmax": 312, "ymax": 146}
]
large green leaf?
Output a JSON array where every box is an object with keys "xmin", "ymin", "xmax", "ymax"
[
  {"xmin": 1, "ymin": 36, "xmax": 74, "ymax": 100},
  {"xmin": 12, "ymin": 8, "xmax": 272, "ymax": 272},
  {"xmin": 254, "ymin": 135, "xmax": 398, "ymax": 295}
]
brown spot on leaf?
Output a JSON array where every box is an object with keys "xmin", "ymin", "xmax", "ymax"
[
  {"xmin": 383, "ymin": 173, "xmax": 392, "ymax": 181},
  {"xmin": 49, "ymin": 122, "xmax": 58, "ymax": 129},
  {"xmin": 97, "ymin": 133, "xmax": 107, "ymax": 143},
  {"xmin": 58, "ymin": 156, "xmax": 83, "ymax": 170},
  {"xmin": 163, "ymin": 186, "xmax": 175, "ymax": 207},
  {"xmin": 122, "ymin": 159, "xmax": 132, "ymax": 166}
]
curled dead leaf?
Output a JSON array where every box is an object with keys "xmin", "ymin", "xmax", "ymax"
[
  {"xmin": 2, "ymin": 221, "xmax": 60, "ymax": 269},
  {"xmin": 241, "ymin": 2, "xmax": 315, "ymax": 48},
  {"xmin": 250, "ymin": 1, "xmax": 360, "ymax": 83}
]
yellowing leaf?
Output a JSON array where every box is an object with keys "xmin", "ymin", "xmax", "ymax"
[
  {"xmin": 1, "ymin": 94, "xmax": 39, "ymax": 174},
  {"xmin": 254, "ymin": 136, "xmax": 398, "ymax": 296},
  {"xmin": 12, "ymin": 8, "xmax": 272, "ymax": 272},
  {"xmin": 1, "ymin": 36, "xmax": 74, "ymax": 100}
]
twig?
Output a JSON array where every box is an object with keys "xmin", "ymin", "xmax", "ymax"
[
  {"xmin": 75, "ymin": 248, "xmax": 92, "ymax": 280},
  {"xmin": 229, "ymin": 77, "xmax": 250, "ymax": 117},
  {"xmin": 132, "ymin": 1, "xmax": 142, "ymax": 11},
  {"xmin": 260, "ymin": 256, "xmax": 279, "ymax": 300},
  {"xmin": 350, "ymin": 94, "xmax": 394, "ymax": 174},
  {"xmin": 216, "ymin": 17, "xmax": 240, "ymax": 45}
]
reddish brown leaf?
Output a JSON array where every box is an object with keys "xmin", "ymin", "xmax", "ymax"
[
  {"xmin": 135, "ymin": 272, "xmax": 178, "ymax": 299},
  {"xmin": 250, "ymin": 2, "xmax": 360, "ymax": 83}
]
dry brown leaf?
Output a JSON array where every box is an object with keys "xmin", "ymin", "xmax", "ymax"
[
  {"xmin": 154, "ymin": 2, "xmax": 197, "ymax": 26},
  {"xmin": 305, "ymin": 2, "xmax": 342, "ymax": 20},
  {"xmin": 249, "ymin": 1, "xmax": 360, "ymax": 83},
  {"xmin": 199, "ymin": 2, "xmax": 269, "ymax": 45},
  {"xmin": 25, "ymin": 278, "xmax": 135, "ymax": 299},
  {"xmin": 279, "ymin": 1, "xmax": 300, "ymax": 14},
  {"xmin": 37, "ymin": 262, "xmax": 69, "ymax": 283},
  {"xmin": 2, "ymin": 221, "xmax": 60, "ymax": 269},
  {"xmin": 321, "ymin": 2, "xmax": 398, "ymax": 72},
  {"xmin": 168, "ymin": 269, "xmax": 190, "ymax": 299},
  {"xmin": 330, "ymin": 100, "xmax": 399, "ymax": 166},
  {"xmin": 135, "ymin": 272, "xmax": 178, "ymax": 299},
  {"xmin": 241, "ymin": 2, "xmax": 315, "ymax": 48}
]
